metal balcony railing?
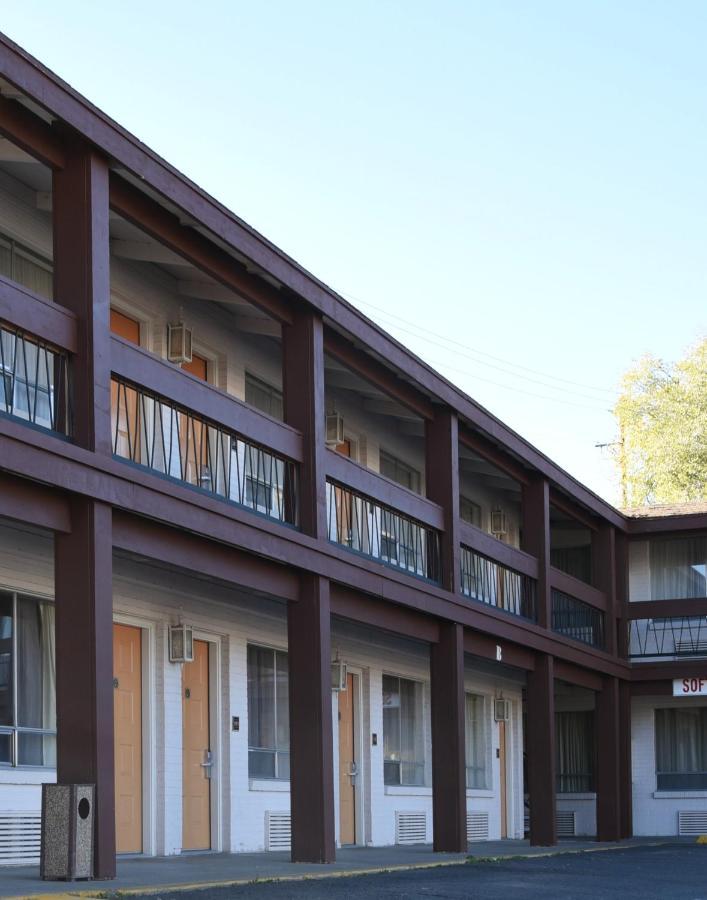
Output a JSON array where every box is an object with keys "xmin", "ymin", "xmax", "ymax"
[
  {"xmin": 460, "ymin": 544, "xmax": 537, "ymax": 621},
  {"xmin": 325, "ymin": 479, "xmax": 441, "ymax": 583},
  {"xmin": 111, "ymin": 377, "xmax": 298, "ymax": 526},
  {"xmin": 629, "ymin": 616, "xmax": 707, "ymax": 660},
  {"xmin": 551, "ymin": 588, "xmax": 604, "ymax": 649},
  {"xmin": 0, "ymin": 323, "xmax": 70, "ymax": 435}
]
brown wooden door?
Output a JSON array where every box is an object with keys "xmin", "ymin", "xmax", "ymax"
[
  {"xmin": 110, "ymin": 310, "xmax": 141, "ymax": 460},
  {"xmin": 499, "ymin": 720, "xmax": 508, "ymax": 838},
  {"xmin": 180, "ymin": 354, "xmax": 209, "ymax": 486},
  {"xmin": 182, "ymin": 639, "xmax": 211, "ymax": 851},
  {"xmin": 338, "ymin": 672, "xmax": 356, "ymax": 845},
  {"xmin": 113, "ymin": 623, "xmax": 143, "ymax": 854}
]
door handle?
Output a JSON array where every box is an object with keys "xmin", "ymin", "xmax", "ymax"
[
  {"xmin": 201, "ymin": 749, "xmax": 213, "ymax": 779},
  {"xmin": 348, "ymin": 760, "xmax": 358, "ymax": 779}
]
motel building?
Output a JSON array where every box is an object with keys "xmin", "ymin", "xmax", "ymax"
[{"xmin": 0, "ymin": 33, "xmax": 705, "ymax": 880}]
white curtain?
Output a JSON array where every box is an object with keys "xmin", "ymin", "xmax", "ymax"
[
  {"xmin": 651, "ymin": 537, "xmax": 707, "ymax": 600},
  {"xmin": 41, "ymin": 603, "xmax": 56, "ymax": 768}
]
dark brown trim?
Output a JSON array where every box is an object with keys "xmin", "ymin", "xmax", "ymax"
[
  {"xmin": 628, "ymin": 514, "xmax": 707, "ymax": 535},
  {"xmin": 0, "ymin": 273, "xmax": 78, "ymax": 353},
  {"xmin": 110, "ymin": 176, "xmax": 293, "ymax": 326},
  {"xmin": 458, "ymin": 426, "xmax": 529, "ymax": 486},
  {"xmin": 326, "ymin": 448, "xmax": 445, "ymax": 531},
  {"xmin": 527, "ymin": 654, "xmax": 556, "ymax": 846},
  {"xmin": 459, "ymin": 521, "xmax": 539, "ymax": 579},
  {"xmin": 0, "ymin": 471, "xmax": 71, "ymax": 532},
  {"xmin": 523, "ymin": 478, "xmax": 551, "ymax": 627},
  {"xmin": 111, "ymin": 336, "xmax": 303, "ymax": 462},
  {"xmin": 549, "ymin": 567, "xmax": 607, "ymax": 612},
  {"xmin": 554, "ymin": 659, "xmax": 604, "ymax": 692},
  {"xmin": 549, "ymin": 488, "xmax": 599, "ymax": 532},
  {"xmin": 596, "ymin": 676, "xmax": 621, "ymax": 841},
  {"xmin": 630, "ymin": 680, "xmax": 672, "ymax": 696},
  {"xmin": 0, "ymin": 94, "xmax": 65, "ymax": 168},
  {"xmin": 463, "ymin": 630, "xmax": 535, "ymax": 670},
  {"xmin": 627, "ymin": 598, "xmax": 707, "ymax": 620},
  {"xmin": 323, "ymin": 329, "xmax": 435, "ymax": 421},
  {"xmin": 330, "ymin": 584, "xmax": 439, "ymax": 642},
  {"xmin": 426, "ymin": 410, "xmax": 461, "ymax": 593},
  {"xmin": 631, "ymin": 660, "xmax": 707, "ymax": 682}
]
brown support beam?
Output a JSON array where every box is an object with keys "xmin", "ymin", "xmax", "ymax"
[
  {"xmin": 425, "ymin": 408, "xmax": 460, "ymax": 594},
  {"xmin": 523, "ymin": 477, "xmax": 551, "ymax": 629},
  {"xmin": 283, "ymin": 308, "xmax": 326, "ymax": 538},
  {"xmin": 287, "ymin": 574, "xmax": 335, "ymax": 863},
  {"xmin": 615, "ymin": 530, "xmax": 629, "ymax": 658},
  {"xmin": 0, "ymin": 472, "xmax": 70, "ymax": 533},
  {"xmin": 55, "ymin": 498, "xmax": 115, "ymax": 878},
  {"xmin": 0, "ymin": 94, "xmax": 66, "ymax": 169},
  {"xmin": 596, "ymin": 675, "xmax": 621, "ymax": 841},
  {"xmin": 593, "ymin": 524, "xmax": 617, "ymax": 655},
  {"xmin": 459, "ymin": 427, "xmax": 530, "ymax": 486},
  {"xmin": 0, "ymin": 274, "xmax": 78, "ymax": 353},
  {"xmin": 619, "ymin": 679, "xmax": 633, "ymax": 838},
  {"xmin": 53, "ymin": 142, "xmax": 111, "ymax": 453},
  {"xmin": 526, "ymin": 653, "xmax": 556, "ymax": 846},
  {"xmin": 430, "ymin": 621, "xmax": 467, "ymax": 852}
]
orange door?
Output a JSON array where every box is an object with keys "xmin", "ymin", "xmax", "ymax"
[
  {"xmin": 499, "ymin": 720, "xmax": 508, "ymax": 838},
  {"xmin": 113, "ymin": 624, "xmax": 143, "ymax": 854},
  {"xmin": 338, "ymin": 672, "xmax": 356, "ymax": 845},
  {"xmin": 179, "ymin": 354, "xmax": 208, "ymax": 486},
  {"xmin": 182, "ymin": 639, "xmax": 211, "ymax": 850},
  {"xmin": 110, "ymin": 310, "xmax": 141, "ymax": 460}
]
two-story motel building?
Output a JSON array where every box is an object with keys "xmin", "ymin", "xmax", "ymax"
[{"xmin": 0, "ymin": 33, "xmax": 705, "ymax": 878}]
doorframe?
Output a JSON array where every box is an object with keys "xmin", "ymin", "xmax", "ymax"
[
  {"xmin": 339, "ymin": 664, "xmax": 366, "ymax": 847},
  {"xmin": 113, "ymin": 612, "xmax": 157, "ymax": 857},
  {"xmin": 189, "ymin": 628, "xmax": 223, "ymax": 854}
]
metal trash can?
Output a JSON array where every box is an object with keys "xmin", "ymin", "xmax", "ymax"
[{"xmin": 40, "ymin": 784, "xmax": 94, "ymax": 880}]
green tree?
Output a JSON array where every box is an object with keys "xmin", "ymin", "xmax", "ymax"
[{"xmin": 613, "ymin": 338, "xmax": 707, "ymax": 507}]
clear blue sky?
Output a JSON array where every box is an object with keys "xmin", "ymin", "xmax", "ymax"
[{"xmin": 4, "ymin": 1, "xmax": 706, "ymax": 504}]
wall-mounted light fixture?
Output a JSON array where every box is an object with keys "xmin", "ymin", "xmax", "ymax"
[
  {"xmin": 331, "ymin": 650, "xmax": 347, "ymax": 692},
  {"xmin": 169, "ymin": 623, "xmax": 194, "ymax": 663},
  {"xmin": 490, "ymin": 507, "xmax": 508, "ymax": 538},
  {"xmin": 167, "ymin": 320, "xmax": 193, "ymax": 364}
]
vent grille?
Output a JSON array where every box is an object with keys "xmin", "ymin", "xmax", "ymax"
[
  {"xmin": 0, "ymin": 812, "xmax": 41, "ymax": 865},
  {"xmin": 557, "ymin": 810, "xmax": 576, "ymax": 837},
  {"xmin": 467, "ymin": 812, "xmax": 489, "ymax": 842},
  {"xmin": 395, "ymin": 811, "xmax": 427, "ymax": 845},
  {"xmin": 678, "ymin": 811, "xmax": 707, "ymax": 836},
  {"xmin": 265, "ymin": 812, "xmax": 291, "ymax": 851}
]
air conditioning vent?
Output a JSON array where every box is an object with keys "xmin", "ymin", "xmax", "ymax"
[
  {"xmin": 494, "ymin": 699, "xmax": 511, "ymax": 722},
  {"xmin": 265, "ymin": 812, "xmax": 291, "ymax": 850},
  {"xmin": 467, "ymin": 812, "xmax": 489, "ymax": 842},
  {"xmin": 167, "ymin": 322, "xmax": 193, "ymax": 364},
  {"xmin": 678, "ymin": 811, "xmax": 707, "ymax": 836},
  {"xmin": 557, "ymin": 810, "xmax": 576, "ymax": 837},
  {"xmin": 325, "ymin": 413, "xmax": 345, "ymax": 447},
  {"xmin": 0, "ymin": 812, "xmax": 41, "ymax": 865},
  {"xmin": 395, "ymin": 811, "xmax": 427, "ymax": 845}
]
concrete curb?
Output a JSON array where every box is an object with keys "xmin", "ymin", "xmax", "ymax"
[{"xmin": 5, "ymin": 839, "xmax": 693, "ymax": 900}]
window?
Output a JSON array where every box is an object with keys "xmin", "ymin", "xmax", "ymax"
[
  {"xmin": 245, "ymin": 373, "xmax": 283, "ymax": 421},
  {"xmin": 382, "ymin": 674, "xmax": 424, "ymax": 786},
  {"xmin": 0, "ymin": 234, "xmax": 53, "ymax": 300},
  {"xmin": 379, "ymin": 451, "xmax": 420, "ymax": 494},
  {"xmin": 465, "ymin": 693, "xmax": 488, "ymax": 789},
  {"xmin": 0, "ymin": 591, "xmax": 56, "ymax": 768},
  {"xmin": 655, "ymin": 707, "xmax": 707, "ymax": 790},
  {"xmin": 247, "ymin": 644, "xmax": 289, "ymax": 780},
  {"xmin": 0, "ymin": 328, "xmax": 58, "ymax": 430},
  {"xmin": 649, "ymin": 537, "xmax": 707, "ymax": 601},
  {"xmin": 556, "ymin": 711, "xmax": 594, "ymax": 793},
  {"xmin": 460, "ymin": 496, "xmax": 482, "ymax": 528}
]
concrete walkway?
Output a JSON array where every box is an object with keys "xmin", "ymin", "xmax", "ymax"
[{"xmin": 0, "ymin": 838, "xmax": 689, "ymax": 898}]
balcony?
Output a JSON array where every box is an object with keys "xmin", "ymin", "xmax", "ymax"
[
  {"xmin": 551, "ymin": 588, "xmax": 604, "ymax": 649},
  {"xmin": 325, "ymin": 450, "xmax": 441, "ymax": 583},
  {"xmin": 460, "ymin": 544, "xmax": 537, "ymax": 621},
  {"xmin": 629, "ymin": 616, "xmax": 707, "ymax": 660},
  {"xmin": 0, "ymin": 321, "xmax": 70, "ymax": 437}
]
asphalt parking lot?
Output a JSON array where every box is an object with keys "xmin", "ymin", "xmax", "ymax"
[{"xmin": 124, "ymin": 844, "xmax": 707, "ymax": 900}]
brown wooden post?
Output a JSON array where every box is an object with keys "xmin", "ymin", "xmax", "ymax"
[
  {"xmin": 526, "ymin": 653, "xmax": 556, "ymax": 846},
  {"xmin": 53, "ymin": 143, "xmax": 115, "ymax": 878},
  {"xmin": 593, "ymin": 524, "xmax": 617, "ymax": 655},
  {"xmin": 430, "ymin": 622, "xmax": 466, "ymax": 852},
  {"xmin": 522, "ymin": 477, "xmax": 551, "ymax": 628},
  {"xmin": 615, "ymin": 530, "xmax": 630, "ymax": 659},
  {"xmin": 282, "ymin": 307, "xmax": 327, "ymax": 539},
  {"xmin": 425, "ymin": 408, "xmax": 460, "ymax": 593},
  {"xmin": 618, "ymin": 679, "xmax": 633, "ymax": 838},
  {"xmin": 287, "ymin": 574, "xmax": 335, "ymax": 862},
  {"xmin": 55, "ymin": 500, "xmax": 115, "ymax": 878},
  {"xmin": 596, "ymin": 675, "xmax": 621, "ymax": 841}
]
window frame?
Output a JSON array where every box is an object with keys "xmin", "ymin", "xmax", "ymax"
[
  {"xmin": 246, "ymin": 642, "xmax": 290, "ymax": 781},
  {"xmin": 245, "ymin": 372, "xmax": 283, "ymax": 421},
  {"xmin": 382, "ymin": 673, "xmax": 425, "ymax": 787},
  {"xmin": 379, "ymin": 450, "xmax": 421, "ymax": 494},
  {"xmin": 464, "ymin": 692, "xmax": 489, "ymax": 790},
  {"xmin": 0, "ymin": 589, "xmax": 56, "ymax": 770},
  {"xmin": 655, "ymin": 706, "xmax": 707, "ymax": 791}
]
